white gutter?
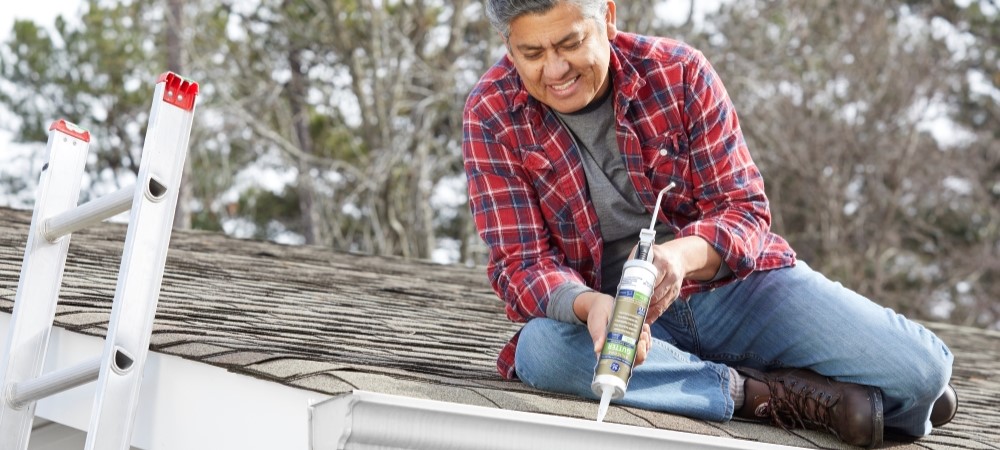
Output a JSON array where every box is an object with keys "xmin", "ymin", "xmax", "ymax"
[{"xmin": 311, "ymin": 391, "xmax": 801, "ymax": 450}]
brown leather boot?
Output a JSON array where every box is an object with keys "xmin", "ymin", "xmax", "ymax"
[
  {"xmin": 931, "ymin": 384, "xmax": 957, "ymax": 427},
  {"xmin": 736, "ymin": 367, "xmax": 884, "ymax": 448}
]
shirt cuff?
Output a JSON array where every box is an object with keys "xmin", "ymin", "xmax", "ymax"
[{"xmin": 547, "ymin": 283, "xmax": 592, "ymax": 325}]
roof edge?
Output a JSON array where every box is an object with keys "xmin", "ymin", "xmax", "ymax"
[
  {"xmin": 310, "ymin": 391, "xmax": 799, "ymax": 450},
  {"xmin": 0, "ymin": 313, "xmax": 330, "ymax": 450}
]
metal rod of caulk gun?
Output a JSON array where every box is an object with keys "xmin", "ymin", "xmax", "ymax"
[
  {"xmin": 636, "ymin": 182, "xmax": 676, "ymax": 262},
  {"xmin": 650, "ymin": 181, "xmax": 676, "ymax": 230}
]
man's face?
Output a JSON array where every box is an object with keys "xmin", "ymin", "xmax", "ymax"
[{"xmin": 506, "ymin": 1, "xmax": 617, "ymax": 114}]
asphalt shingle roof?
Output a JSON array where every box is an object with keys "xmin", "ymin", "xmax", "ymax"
[{"xmin": 0, "ymin": 206, "xmax": 996, "ymax": 449}]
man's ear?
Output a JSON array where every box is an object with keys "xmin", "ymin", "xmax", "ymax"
[
  {"xmin": 605, "ymin": 0, "xmax": 618, "ymax": 40},
  {"xmin": 500, "ymin": 32, "xmax": 512, "ymax": 55}
]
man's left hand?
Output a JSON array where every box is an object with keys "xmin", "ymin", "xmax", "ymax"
[{"xmin": 647, "ymin": 244, "xmax": 685, "ymax": 323}]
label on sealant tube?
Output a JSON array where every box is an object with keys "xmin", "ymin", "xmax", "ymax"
[{"xmin": 591, "ymin": 258, "xmax": 657, "ymax": 401}]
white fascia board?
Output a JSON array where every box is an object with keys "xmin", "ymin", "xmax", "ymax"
[
  {"xmin": 311, "ymin": 391, "xmax": 801, "ymax": 450},
  {"xmin": 1, "ymin": 313, "xmax": 331, "ymax": 450}
]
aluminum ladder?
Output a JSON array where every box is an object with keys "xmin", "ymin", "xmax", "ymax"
[{"xmin": 0, "ymin": 72, "xmax": 199, "ymax": 450}]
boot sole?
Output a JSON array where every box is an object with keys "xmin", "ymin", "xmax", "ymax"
[{"xmin": 867, "ymin": 386, "xmax": 885, "ymax": 448}]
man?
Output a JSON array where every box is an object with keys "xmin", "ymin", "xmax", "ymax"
[{"xmin": 461, "ymin": 0, "xmax": 957, "ymax": 447}]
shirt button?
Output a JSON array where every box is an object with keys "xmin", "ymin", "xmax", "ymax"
[{"xmin": 659, "ymin": 149, "xmax": 668, "ymax": 156}]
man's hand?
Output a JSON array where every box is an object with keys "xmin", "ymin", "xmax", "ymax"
[
  {"xmin": 647, "ymin": 244, "xmax": 685, "ymax": 324},
  {"xmin": 645, "ymin": 235, "xmax": 725, "ymax": 323},
  {"xmin": 575, "ymin": 292, "xmax": 653, "ymax": 367}
]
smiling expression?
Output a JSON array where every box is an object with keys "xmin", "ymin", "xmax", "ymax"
[{"xmin": 506, "ymin": 1, "xmax": 618, "ymax": 114}]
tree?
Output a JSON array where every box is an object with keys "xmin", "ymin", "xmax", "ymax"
[
  {"xmin": 691, "ymin": 0, "xmax": 1000, "ymax": 327},
  {"xmin": 900, "ymin": 0, "xmax": 1000, "ymax": 327},
  {"xmin": 212, "ymin": 0, "xmax": 493, "ymax": 259},
  {"xmin": 166, "ymin": 0, "xmax": 193, "ymax": 230},
  {"xmin": 0, "ymin": 0, "xmax": 231, "ymax": 225},
  {"xmin": 0, "ymin": 2, "xmax": 161, "ymax": 200}
]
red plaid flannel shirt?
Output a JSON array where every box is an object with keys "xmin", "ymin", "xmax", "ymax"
[{"xmin": 462, "ymin": 33, "xmax": 796, "ymax": 380}]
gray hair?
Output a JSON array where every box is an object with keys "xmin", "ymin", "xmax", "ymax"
[{"xmin": 485, "ymin": 0, "xmax": 609, "ymax": 41}]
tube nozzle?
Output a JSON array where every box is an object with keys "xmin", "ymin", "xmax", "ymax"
[{"xmin": 596, "ymin": 386, "xmax": 613, "ymax": 422}]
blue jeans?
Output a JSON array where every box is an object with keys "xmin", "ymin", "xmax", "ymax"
[{"xmin": 514, "ymin": 261, "xmax": 953, "ymax": 437}]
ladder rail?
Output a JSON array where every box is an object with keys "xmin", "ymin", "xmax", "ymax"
[
  {"xmin": 86, "ymin": 72, "xmax": 199, "ymax": 450},
  {"xmin": 0, "ymin": 121, "xmax": 92, "ymax": 450}
]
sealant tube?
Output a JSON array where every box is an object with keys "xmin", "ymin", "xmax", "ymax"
[
  {"xmin": 592, "ymin": 181, "xmax": 672, "ymax": 422},
  {"xmin": 591, "ymin": 257, "xmax": 658, "ymax": 422}
]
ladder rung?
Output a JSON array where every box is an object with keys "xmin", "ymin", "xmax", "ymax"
[
  {"xmin": 42, "ymin": 186, "xmax": 134, "ymax": 241},
  {"xmin": 9, "ymin": 357, "xmax": 102, "ymax": 408}
]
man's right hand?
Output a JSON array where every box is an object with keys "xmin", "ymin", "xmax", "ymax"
[{"xmin": 574, "ymin": 291, "xmax": 652, "ymax": 366}]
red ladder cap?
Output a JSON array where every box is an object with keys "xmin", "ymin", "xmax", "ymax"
[
  {"xmin": 48, "ymin": 119, "xmax": 91, "ymax": 143},
  {"xmin": 157, "ymin": 72, "xmax": 200, "ymax": 111}
]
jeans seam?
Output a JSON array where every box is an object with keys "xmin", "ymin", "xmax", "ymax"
[
  {"xmin": 683, "ymin": 301, "xmax": 702, "ymax": 355},
  {"xmin": 702, "ymin": 352, "xmax": 777, "ymax": 368}
]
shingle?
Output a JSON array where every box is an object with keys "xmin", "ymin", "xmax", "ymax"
[
  {"xmin": 53, "ymin": 312, "xmax": 111, "ymax": 328},
  {"xmin": 203, "ymin": 351, "xmax": 275, "ymax": 367},
  {"xmin": 160, "ymin": 342, "xmax": 235, "ymax": 358},
  {"xmin": 247, "ymin": 358, "xmax": 345, "ymax": 380},
  {"xmin": 287, "ymin": 372, "xmax": 355, "ymax": 394}
]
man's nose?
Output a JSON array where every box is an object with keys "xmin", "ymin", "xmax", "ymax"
[{"xmin": 543, "ymin": 52, "xmax": 570, "ymax": 78}]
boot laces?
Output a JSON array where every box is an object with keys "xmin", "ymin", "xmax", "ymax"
[{"xmin": 766, "ymin": 377, "xmax": 838, "ymax": 435}]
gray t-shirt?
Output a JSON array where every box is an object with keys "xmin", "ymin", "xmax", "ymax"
[
  {"xmin": 547, "ymin": 90, "xmax": 673, "ymax": 323},
  {"xmin": 545, "ymin": 90, "xmax": 732, "ymax": 324}
]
